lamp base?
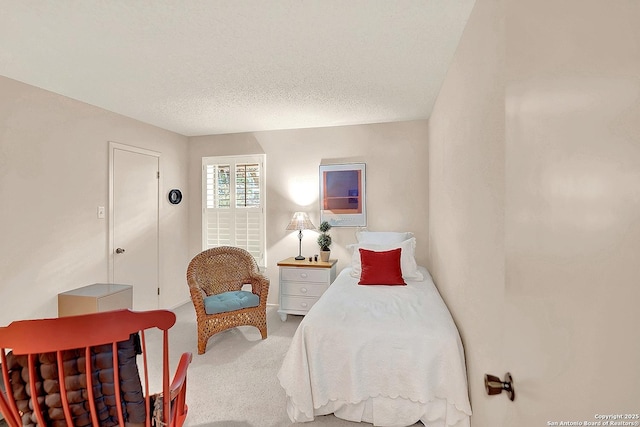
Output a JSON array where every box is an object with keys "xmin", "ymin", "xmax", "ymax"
[{"xmin": 294, "ymin": 229, "xmax": 305, "ymax": 260}]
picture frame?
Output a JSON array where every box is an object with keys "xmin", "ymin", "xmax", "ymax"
[{"xmin": 319, "ymin": 163, "xmax": 366, "ymax": 227}]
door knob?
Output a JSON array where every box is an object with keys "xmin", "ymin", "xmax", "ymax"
[
  {"xmin": 115, "ymin": 248, "xmax": 126, "ymax": 254},
  {"xmin": 485, "ymin": 372, "xmax": 515, "ymax": 401}
]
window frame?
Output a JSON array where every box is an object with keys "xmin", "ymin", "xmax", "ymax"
[{"xmin": 201, "ymin": 154, "xmax": 266, "ymax": 267}]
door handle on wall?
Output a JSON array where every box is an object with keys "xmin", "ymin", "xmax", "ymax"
[
  {"xmin": 485, "ymin": 372, "xmax": 515, "ymax": 401},
  {"xmin": 115, "ymin": 248, "xmax": 126, "ymax": 254}
]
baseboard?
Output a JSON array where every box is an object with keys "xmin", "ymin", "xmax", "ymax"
[{"xmin": 168, "ymin": 299, "xmax": 191, "ymax": 310}]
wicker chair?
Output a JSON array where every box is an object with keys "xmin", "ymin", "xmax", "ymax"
[{"xmin": 186, "ymin": 246, "xmax": 270, "ymax": 354}]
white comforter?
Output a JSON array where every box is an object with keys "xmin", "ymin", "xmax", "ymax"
[{"xmin": 277, "ymin": 267, "xmax": 472, "ymax": 427}]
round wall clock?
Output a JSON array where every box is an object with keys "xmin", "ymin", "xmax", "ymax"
[{"xmin": 168, "ymin": 189, "xmax": 182, "ymax": 204}]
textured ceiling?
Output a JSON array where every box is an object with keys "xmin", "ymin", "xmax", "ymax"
[{"xmin": 0, "ymin": 1, "xmax": 475, "ymax": 137}]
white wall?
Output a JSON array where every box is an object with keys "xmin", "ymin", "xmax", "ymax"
[
  {"xmin": 428, "ymin": 0, "xmax": 506, "ymax": 424},
  {"xmin": 429, "ymin": 0, "xmax": 640, "ymax": 425},
  {"xmin": 0, "ymin": 76, "xmax": 190, "ymax": 324},
  {"xmin": 188, "ymin": 120, "xmax": 429, "ymax": 304}
]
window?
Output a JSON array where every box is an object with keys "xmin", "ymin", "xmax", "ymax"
[{"xmin": 202, "ymin": 155, "xmax": 266, "ymax": 266}]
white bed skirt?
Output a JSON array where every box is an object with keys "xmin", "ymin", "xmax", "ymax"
[{"xmin": 286, "ymin": 395, "xmax": 471, "ymax": 427}]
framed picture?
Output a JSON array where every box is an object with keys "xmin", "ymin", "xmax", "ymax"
[{"xmin": 319, "ymin": 163, "xmax": 366, "ymax": 227}]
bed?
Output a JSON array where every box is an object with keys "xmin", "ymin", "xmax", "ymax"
[{"xmin": 277, "ymin": 231, "xmax": 472, "ymax": 427}]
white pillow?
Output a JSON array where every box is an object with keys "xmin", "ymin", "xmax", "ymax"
[
  {"xmin": 355, "ymin": 230, "xmax": 414, "ymax": 245},
  {"xmin": 348, "ymin": 237, "xmax": 423, "ymax": 281}
]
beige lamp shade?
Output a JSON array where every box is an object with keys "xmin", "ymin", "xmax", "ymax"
[{"xmin": 286, "ymin": 212, "xmax": 316, "ymax": 231}]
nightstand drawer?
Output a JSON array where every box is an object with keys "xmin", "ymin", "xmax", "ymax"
[
  {"xmin": 280, "ymin": 295, "xmax": 320, "ymax": 312},
  {"xmin": 281, "ymin": 282, "xmax": 326, "ymax": 297},
  {"xmin": 281, "ymin": 267, "xmax": 328, "ymax": 283},
  {"xmin": 277, "ymin": 257, "xmax": 337, "ymax": 321}
]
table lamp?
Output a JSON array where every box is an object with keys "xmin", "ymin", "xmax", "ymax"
[{"xmin": 286, "ymin": 212, "xmax": 316, "ymax": 260}]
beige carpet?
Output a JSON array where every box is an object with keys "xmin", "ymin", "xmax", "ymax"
[{"xmin": 153, "ymin": 303, "xmax": 419, "ymax": 427}]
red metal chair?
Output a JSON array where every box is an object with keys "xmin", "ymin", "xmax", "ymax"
[{"xmin": 0, "ymin": 309, "xmax": 192, "ymax": 427}]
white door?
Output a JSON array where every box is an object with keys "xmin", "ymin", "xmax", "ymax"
[
  {"xmin": 499, "ymin": 2, "xmax": 640, "ymax": 425},
  {"xmin": 110, "ymin": 143, "xmax": 160, "ymax": 311}
]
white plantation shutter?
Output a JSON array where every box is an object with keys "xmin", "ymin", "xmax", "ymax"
[
  {"xmin": 205, "ymin": 210, "xmax": 232, "ymax": 247},
  {"xmin": 202, "ymin": 155, "xmax": 266, "ymax": 266}
]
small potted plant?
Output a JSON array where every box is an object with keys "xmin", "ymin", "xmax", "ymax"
[{"xmin": 317, "ymin": 221, "xmax": 332, "ymax": 262}]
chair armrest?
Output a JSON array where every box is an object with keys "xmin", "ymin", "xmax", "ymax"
[
  {"xmin": 169, "ymin": 352, "xmax": 192, "ymax": 401},
  {"xmin": 187, "ymin": 281, "xmax": 206, "ymax": 307},
  {"xmin": 248, "ymin": 274, "xmax": 269, "ymax": 299},
  {"xmin": 165, "ymin": 352, "xmax": 192, "ymax": 426}
]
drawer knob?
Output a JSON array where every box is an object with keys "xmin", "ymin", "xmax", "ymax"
[
  {"xmin": 301, "ymin": 287, "xmax": 307, "ymax": 293},
  {"xmin": 301, "ymin": 302, "xmax": 308, "ymax": 308},
  {"xmin": 300, "ymin": 273, "xmax": 308, "ymax": 278}
]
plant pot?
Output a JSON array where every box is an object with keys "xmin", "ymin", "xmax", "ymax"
[{"xmin": 320, "ymin": 250, "xmax": 330, "ymax": 262}]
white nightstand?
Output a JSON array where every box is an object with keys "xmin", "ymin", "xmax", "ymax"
[{"xmin": 277, "ymin": 257, "xmax": 337, "ymax": 321}]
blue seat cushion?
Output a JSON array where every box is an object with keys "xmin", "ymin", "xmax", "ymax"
[{"xmin": 203, "ymin": 290, "xmax": 259, "ymax": 315}]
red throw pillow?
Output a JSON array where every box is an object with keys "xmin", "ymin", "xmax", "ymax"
[{"xmin": 358, "ymin": 248, "xmax": 407, "ymax": 286}]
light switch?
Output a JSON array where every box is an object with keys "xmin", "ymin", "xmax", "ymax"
[{"xmin": 97, "ymin": 206, "xmax": 105, "ymax": 219}]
